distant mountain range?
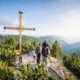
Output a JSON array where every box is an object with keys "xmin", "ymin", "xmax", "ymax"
[
  {"xmin": 62, "ymin": 42, "xmax": 80, "ymax": 56},
  {"xmin": 0, "ymin": 35, "xmax": 80, "ymax": 56}
]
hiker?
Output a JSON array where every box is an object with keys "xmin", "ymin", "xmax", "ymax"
[
  {"xmin": 35, "ymin": 43, "xmax": 42, "ymax": 64},
  {"xmin": 32, "ymin": 49, "xmax": 36, "ymax": 63},
  {"xmin": 42, "ymin": 39, "xmax": 48, "ymax": 47},
  {"xmin": 42, "ymin": 39, "xmax": 50, "ymax": 70}
]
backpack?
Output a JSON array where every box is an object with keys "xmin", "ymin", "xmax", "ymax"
[
  {"xmin": 42, "ymin": 47, "xmax": 49, "ymax": 57},
  {"xmin": 35, "ymin": 47, "xmax": 40, "ymax": 54}
]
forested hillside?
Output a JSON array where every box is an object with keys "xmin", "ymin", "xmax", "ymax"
[
  {"xmin": 0, "ymin": 35, "xmax": 67, "ymax": 47},
  {"xmin": 0, "ymin": 35, "xmax": 80, "ymax": 56}
]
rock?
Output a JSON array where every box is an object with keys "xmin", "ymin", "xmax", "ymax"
[{"xmin": 14, "ymin": 53, "xmax": 79, "ymax": 80}]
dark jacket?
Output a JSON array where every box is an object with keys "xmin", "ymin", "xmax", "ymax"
[{"xmin": 42, "ymin": 42, "xmax": 48, "ymax": 47}]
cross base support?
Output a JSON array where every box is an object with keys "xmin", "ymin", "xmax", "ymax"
[{"xmin": 19, "ymin": 56, "xmax": 22, "ymax": 63}]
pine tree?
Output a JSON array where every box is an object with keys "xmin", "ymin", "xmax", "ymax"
[
  {"xmin": 0, "ymin": 44, "xmax": 17, "ymax": 65},
  {"xmin": 17, "ymin": 63, "xmax": 57, "ymax": 80},
  {"xmin": 63, "ymin": 53, "xmax": 80, "ymax": 79},
  {"xmin": 22, "ymin": 40, "xmax": 34, "ymax": 53},
  {"xmin": 5, "ymin": 36, "xmax": 17, "ymax": 49},
  {"xmin": 32, "ymin": 41, "xmax": 38, "ymax": 48},
  {"xmin": 51, "ymin": 40, "xmax": 62, "ymax": 59},
  {"xmin": 0, "ymin": 61, "xmax": 14, "ymax": 80}
]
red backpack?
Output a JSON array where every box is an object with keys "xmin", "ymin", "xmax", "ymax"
[{"xmin": 42, "ymin": 47, "xmax": 48, "ymax": 57}]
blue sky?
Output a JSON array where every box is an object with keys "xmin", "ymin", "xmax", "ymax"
[{"xmin": 0, "ymin": 0, "xmax": 80, "ymax": 43}]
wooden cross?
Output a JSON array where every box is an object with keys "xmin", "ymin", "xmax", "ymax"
[{"xmin": 4, "ymin": 11, "xmax": 35, "ymax": 63}]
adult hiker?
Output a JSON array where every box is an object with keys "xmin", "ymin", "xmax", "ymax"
[
  {"xmin": 42, "ymin": 39, "xmax": 50, "ymax": 70},
  {"xmin": 35, "ymin": 43, "xmax": 42, "ymax": 64},
  {"xmin": 42, "ymin": 39, "xmax": 48, "ymax": 47}
]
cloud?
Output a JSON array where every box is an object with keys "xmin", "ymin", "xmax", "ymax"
[
  {"xmin": 60, "ymin": 0, "xmax": 75, "ymax": 2},
  {"xmin": 55, "ymin": 9, "xmax": 80, "ymax": 37},
  {"xmin": 0, "ymin": 19, "xmax": 18, "ymax": 26},
  {"xmin": 0, "ymin": 15, "xmax": 26, "ymax": 26}
]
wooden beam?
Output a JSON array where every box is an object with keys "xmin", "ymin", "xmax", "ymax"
[
  {"xmin": 22, "ymin": 28, "xmax": 35, "ymax": 30},
  {"xmin": 4, "ymin": 26, "xmax": 19, "ymax": 30},
  {"xmin": 19, "ymin": 11, "xmax": 22, "ymax": 62},
  {"xmin": 4, "ymin": 27, "xmax": 35, "ymax": 31}
]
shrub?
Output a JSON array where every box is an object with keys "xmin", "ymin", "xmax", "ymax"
[
  {"xmin": 0, "ymin": 61, "xmax": 14, "ymax": 80},
  {"xmin": 17, "ymin": 63, "xmax": 57, "ymax": 80}
]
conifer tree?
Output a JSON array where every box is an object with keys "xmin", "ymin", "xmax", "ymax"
[
  {"xmin": 63, "ymin": 53, "xmax": 80, "ymax": 78},
  {"xmin": 5, "ymin": 36, "xmax": 17, "ymax": 49},
  {"xmin": 22, "ymin": 40, "xmax": 34, "ymax": 53},
  {"xmin": 32, "ymin": 41, "xmax": 38, "ymax": 48},
  {"xmin": 0, "ymin": 45, "xmax": 17, "ymax": 65},
  {"xmin": 51, "ymin": 40, "xmax": 62, "ymax": 59},
  {"xmin": 0, "ymin": 61, "xmax": 14, "ymax": 80},
  {"xmin": 17, "ymin": 63, "xmax": 57, "ymax": 80}
]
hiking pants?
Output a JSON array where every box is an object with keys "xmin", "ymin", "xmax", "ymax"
[
  {"xmin": 42, "ymin": 56, "xmax": 48, "ymax": 65},
  {"xmin": 37, "ymin": 53, "xmax": 40, "ymax": 64}
]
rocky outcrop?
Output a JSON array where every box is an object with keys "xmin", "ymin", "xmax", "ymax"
[{"xmin": 14, "ymin": 53, "xmax": 79, "ymax": 80}]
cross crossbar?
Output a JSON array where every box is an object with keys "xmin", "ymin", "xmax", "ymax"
[{"xmin": 4, "ymin": 26, "xmax": 35, "ymax": 30}]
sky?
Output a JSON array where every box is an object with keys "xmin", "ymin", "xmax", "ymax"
[{"xmin": 0, "ymin": 0, "xmax": 80, "ymax": 43}]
